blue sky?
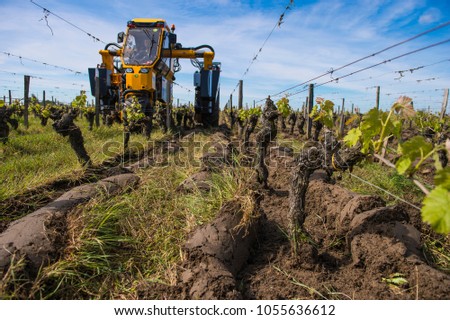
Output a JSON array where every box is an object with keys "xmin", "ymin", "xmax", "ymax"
[{"xmin": 0, "ymin": 0, "xmax": 449, "ymax": 112}]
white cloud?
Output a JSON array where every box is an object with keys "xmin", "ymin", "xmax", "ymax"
[{"xmin": 419, "ymin": 7, "xmax": 442, "ymax": 25}]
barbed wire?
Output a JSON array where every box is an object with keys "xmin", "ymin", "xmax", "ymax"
[
  {"xmin": 394, "ymin": 58, "xmax": 450, "ymax": 80},
  {"xmin": 0, "ymin": 69, "xmax": 45, "ymax": 80},
  {"xmin": 1, "ymin": 51, "xmax": 87, "ymax": 75},
  {"xmin": 266, "ymin": 20, "xmax": 450, "ymax": 100},
  {"xmin": 347, "ymin": 58, "xmax": 450, "ymax": 83},
  {"xmin": 284, "ymin": 38, "xmax": 450, "ymax": 99},
  {"xmin": 0, "ymin": 70, "xmax": 86, "ymax": 88},
  {"xmin": 30, "ymin": 0, "xmax": 106, "ymax": 44},
  {"xmin": 385, "ymin": 88, "xmax": 445, "ymax": 96},
  {"xmin": 173, "ymin": 81, "xmax": 192, "ymax": 93},
  {"xmin": 228, "ymin": 0, "xmax": 295, "ymax": 97}
]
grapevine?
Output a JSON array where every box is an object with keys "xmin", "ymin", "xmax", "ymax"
[
  {"xmin": 309, "ymin": 97, "xmax": 335, "ymax": 130},
  {"xmin": 276, "ymin": 96, "xmax": 292, "ymax": 118},
  {"xmin": 276, "ymin": 96, "xmax": 292, "ymax": 130},
  {"xmin": 344, "ymin": 96, "xmax": 450, "ymax": 234},
  {"xmin": 124, "ymin": 96, "xmax": 145, "ymax": 122}
]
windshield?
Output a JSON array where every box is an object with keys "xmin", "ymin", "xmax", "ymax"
[{"xmin": 123, "ymin": 27, "xmax": 162, "ymax": 66}]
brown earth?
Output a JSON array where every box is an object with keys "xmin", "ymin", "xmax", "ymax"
[
  {"xmin": 237, "ymin": 154, "xmax": 450, "ymax": 300},
  {"xmin": 139, "ymin": 137, "xmax": 450, "ymax": 300}
]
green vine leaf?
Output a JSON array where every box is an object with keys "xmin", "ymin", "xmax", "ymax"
[
  {"xmin": 396, "ymin": 136, "xmax": 433, "ymax": 176},
  {"xmin": 343, "ymin": 127, "xmax": 362, "ymax": 147},
  {"xmin": 71, "ymin": 91, "xmax": 88, "ymax": 111},
  {"xmin": 126, "ymin": 97, "xmax": 146, "ymax": 122},
  {"xmin": 238, "ymin": 109, "xmax": 249, "ymax": 121},
  {"xmin": 422, "ymin": 186, "xmax": 450, "ymax": 234},
  {"xmin": 360, "ymin": 108, "xmax": 383, "ymax": 137},
  {"xmin": 310, "ymin": 105, "xmax": 319, "ymax": 119},
  {"xmin": 345, "ymin": 114, "xmax": 360, "ymax": 126},
  {"xmin": 396, "ymin": 157, "xmax": 412, "ymax": 176},
  {"xmin": 276, "ymin": 96, "xmax": 292, "ymax": 118},
  {"xmin": 309, "ymin": 97, "xmax": 334, "ymax": 129},
  {"xmin": 382, "ymin": 273, "xmax": 409, "ymax": 286},
  {"xmin": 434, "ymin": 167, "xmax": 450, "ymax": 190}
]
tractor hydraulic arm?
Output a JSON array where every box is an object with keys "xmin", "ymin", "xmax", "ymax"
[{"xmin": 163, "ymin": 47, "xmax": 215, "ymax": 70}]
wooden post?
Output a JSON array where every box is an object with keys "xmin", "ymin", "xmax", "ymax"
[
  {"xmin": 24, "ymin": 75, "xmax": 30, "ymax": 129},
  {"xmin": 304, "ymin": 98, "xmax": 308, "ymax": 118},
  {"xmin": 306, "ymin": 84, "xmax": 314, "ymax": 140},
  {"xmin": 177, "ymin": 98, "xmax": 179, "ymax": 108},
  {"xmin": 95, "ymin": 73, "xmax": 100, "ymax": 127},
  {"xmin": 229, "ymin": 94, "xmax": 233, "ymax": 111},
  {"xmin": 375, "ymin": 86, "xmax": 380, "ymax": 110},
  {"xmin": 351, "ymin": 103, "xmax": 354, "ymax": 114},
  {"xmin": 440, "ymin": 88, "xmax": 449, "ymax": 121},
  {"xmin": 8, "ymin": 90, "xmax": 12, "ymax": 105},
  {"xmin": 253, "ymin": 100, "xmax": 256, "ymax": 108},
  {"xmin": 238, "ymin": 80, "xmax": 243, "ymax": 110},
  {"xmin": 43, "ymin": 90, "xmax": 46, "ymax": 108},
  {"xmin": 339, "ymin": 98, "xmax": 345, "ymax": 137}
]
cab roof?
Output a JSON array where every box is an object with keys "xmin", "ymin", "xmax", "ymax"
[
  {"xmin": 128, "ymin": 18, "xmax": 170, "ymax": 31},
  {"xmin": 131, "ymin": 18, "xmax": 166, "ymax": 23}
]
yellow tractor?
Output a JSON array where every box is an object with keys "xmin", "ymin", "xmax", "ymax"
[{"xmin": 88, "ymin": 18, "xmax": 221, "ymax": 132}]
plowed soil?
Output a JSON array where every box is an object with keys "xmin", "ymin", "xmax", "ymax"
[
  {"xmin": 139, "ymin": 138, "xmax": 450, "ymax": 300},
  {"xmin": 237, "ymin": 154, "xmax": 449, "ymax": 299}
]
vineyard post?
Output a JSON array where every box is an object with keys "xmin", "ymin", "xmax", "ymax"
[
  {"xmin": 177, "ymin": 98, "xmax": 179, "ymax": 108},
  {"xmin": 440, "ymin": 88, "xmax": 449, "ymax": 121},
  {"xmin": 24, "ymin": 75, "xmax": 30, "ymax": 129},
  {"xmin": 304, "ymin": 98, "xmax": 308, "ymax": 118},
  {"xmin": 95, "ymin": 75, "xmax": 100, "ymax": 127},
  {"xmin": 43, "ymin": 90, "xmax": 46, "ymax": 108},
  {"xmin": 229, "ymin": 94, "xmax": 233, "ymax": 111},
  {"xmin": 351, "ymin": 103, "xmax": 354, "ymax": 114},
  {"xmin": 306, "ymin": 84, "xmax": 314, "ymax": 139},
  {"xmin": 339, "ymin": 98, "xmax": 345, "ymax": 137},
  {"xmin": 376, "ymin": 86, "xmax": 380, "ymax": 110},
  {"xmin": 409, "ymin": 101, "xmax": 413, "ymax": 129},
  {"xmin": 8, "ymin": 90, "xmax": 12, "ymax": 105},
  {"xmin": 238, "ymin": 80, "xmax": 243, "ymax": 110}
]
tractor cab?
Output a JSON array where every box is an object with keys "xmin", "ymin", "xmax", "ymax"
[
  {"xmin": 117, "ymin": 19, "xmax": 174, "ymax": 104},
  {"xmin": 122, "ymin": 26, "xmax": 161, "ymax": 66},
  {"xmin": 121, "ymin": 19, "xmax": 172, "ymax": 72}
]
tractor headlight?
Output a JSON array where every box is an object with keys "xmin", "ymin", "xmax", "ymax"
[
  {"xmin": 125, "ymin": 68, "xmax": 133, "ymax": 73},
  {"xmin": 140, "ymin": 68, "xmax": 149, "ymax": 74}
]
